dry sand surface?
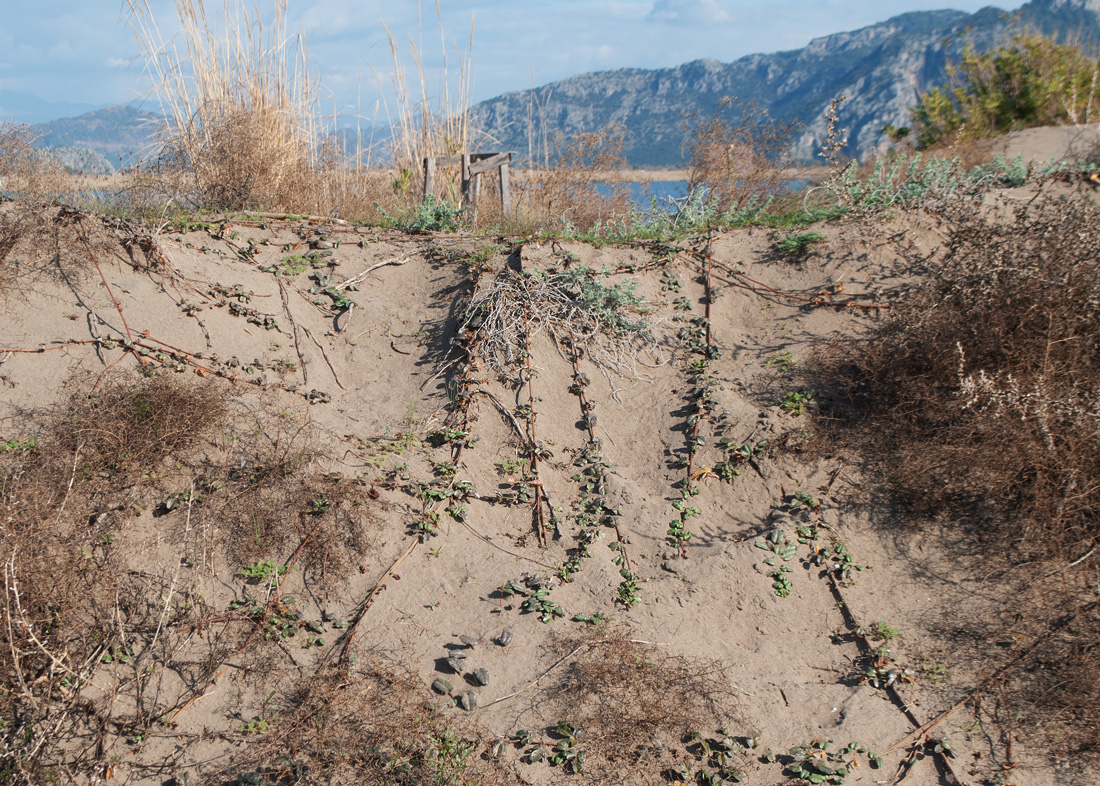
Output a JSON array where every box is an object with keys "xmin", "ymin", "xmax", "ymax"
[{"xmin": 0, "ymin": 125, "xmax": 1095, "ymax": 786}]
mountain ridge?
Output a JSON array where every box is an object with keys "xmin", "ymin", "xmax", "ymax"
[
  {"xmin": 17, "ymin": 0, "xmax": 1100, "ymax": 170},
  {"xmin": 470, "ymin": 0, "xmax": 1100, "ymax": 165}
]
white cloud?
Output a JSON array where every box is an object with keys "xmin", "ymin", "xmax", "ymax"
[{"xmin": 647, "ymin": 0, "xmax": 731, "ymax": 24}]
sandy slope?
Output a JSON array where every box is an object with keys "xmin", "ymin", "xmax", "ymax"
[{"xmin": 1, "ymin": 125, "xmax": 1096, "ymax": 785}]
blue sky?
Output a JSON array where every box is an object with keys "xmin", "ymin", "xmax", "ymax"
[{"xmin": 0, "ymin": 0, "xmax": 1026, "ymax": 122}]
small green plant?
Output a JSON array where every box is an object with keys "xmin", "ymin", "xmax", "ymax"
[
  {"xmin": 428, "ymin": 428, "xmax": 476, "ymax": 448},
  {"xmin": 495, "ymin": 457, "xmax": 528, "ymax": 476},
  {"xmin": 775, "ymin": 231, "xmax": 826, "ymax": 256},
  {"xmin": 917, "ymin": 655, "xmax": 951, "ymax": 683},
  {"xmin": 521, "ymin": 588, "xmax": 565, "ymax": 623},
  {"xmin": 788, "ymin": 491, "xmax": 819, "ymax": 513},
  {"xmin": 238, "ymin": 717, "xmax": 269, "ymax": 735},
  {"xmin": 779, "ymin": 390, "xmax": 815, "ymax": 416},
  {"xmin": 263, "ymin": 253, "xmax": 310, "ymax": 278},
  {"xmin": 756, "ymin": 526, "xmax": 798, "ymax": 597},
  {"xmin": 680, "ymin": 729, "xmax": 750, "ymax": 783},
  {"xmin": 0, "ymin": 437, "xmax": 37, "ymax": 451},
  {"xmin": 616, "ymin": 570, "xmax": 640, "ymax": 607},
  {"xmin": 239, "ymin": 559, "xmax": 288, "ymax": 583},
  {"xmin": 862, "ymin": 621, "xmax": 902, "ymax": 641},
  {"xmin": 786, "ymin": 739, "xmax": 882, "ymax": 784},
  {"xmin": 378, "ymin": 194, "xmax": 466, "ymax": 233},
  {"xmin": 309, "ymin": 280, "xmax": 354, "ymax": 311},
  {"xmin": 765, "ymin": 350, "xmax": 797, "ymax": 371},
  {"xmin": 426, "ymin": 727, "xmax": 475, "ymax": 786}
]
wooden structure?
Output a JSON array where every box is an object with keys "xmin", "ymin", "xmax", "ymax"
[{"xmin": 422, "ymin": 152, "xmax": 513, "ymax": 224}]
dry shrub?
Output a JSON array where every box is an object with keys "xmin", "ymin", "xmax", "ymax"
[
  {"xmin": 382, "ymin": 12, "xmax": 474, "ymax": 177},
  {"xmin": 550, "ymin": 632, "xmax": 734, "ymax": 779},
  {"xmin": 213, "ymin": 467, "xmax": 375, "ymax": 581},
  {"xmin": 126, "ymin": 0, "xmax": 329, "ymax": 212},
  {"xmin": 62, "ymin": 376, "xmax": 222, "ymax": 477},
  {"xmin": 0, "ymin": 375, "xmax": 226, "ymax": 783},
  {"xmin": 813, "ymin": 192, "xmax": 1100, "ymax": 756},
  {"xmin": 514, "ymin": 127, "xmax": 632, "ymax": 234},
  {"xmin": 682, "ymin": 99, "xmax": 795, "ymax": 215},
  {"xmin": 225, "ymin": 665, "xmax": 522, "ymax": 786},
  {"xmin": 0, "ymin": 202, "xmax": 52, "ymax": 295},
  {"xmin": 0, "ymin": 122, "xmax": 66, "ymax": 201},
  {"xmin": 1003, "ymin": 603, "xmax": 1100, "ymax": 756}
]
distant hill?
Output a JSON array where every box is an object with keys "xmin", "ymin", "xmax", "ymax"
[
  {"xmin": 32, "ymin": 106, "xmax": 163, "ymax": 169},
  {"xmin": 469, "ymin": 0, "xmax": 1100, "ymax": 166},
  {"xmin": 0, "ymin": 90, "xmax": 102, "ymax": 125}
]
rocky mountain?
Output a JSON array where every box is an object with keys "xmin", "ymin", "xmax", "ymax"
[
  {"xmin": 470, "ymin": 0, "xmax": 1100, "ymax": 165},
  {"xmin": 0, "ymin": 90, "xmax": 101, "ymax": 126},
  {"xmin": 32, "ymin": 105, "xmax": 163, "ymax": 170}
]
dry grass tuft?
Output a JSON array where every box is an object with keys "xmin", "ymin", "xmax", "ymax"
[
  {"xmin": 512, "ymin": 128, "xmax": 633, "ymax": 234},
  {"xmin": 0, "ymin": 122, "xmax": 67, "ymax": 202},
  {"xmin": 382, "ymin": 9, "xmax": 474, "ymax": 177},
  {"xmin": 682, "ymin": 99, "xmax": 795, "ymax": 215},
  {"xmin": 465, "ymin": 263, "xmax": 663, "ymax": 380},
  {"xmin": 549, "ymin": 632, "xmax": 735, "ymax": 780},
  {"xmin": 60, "ymin": 375, "xmax": 223, "ymax": 477},
  {"xmin": 0, "ymin": 374, "xmax": 227, "ymax": 783},
  {"xmin": 126, "ymin": 0, "xmax": 330, "ymax": 212},
  {"xmin": 225, "ymin": 664, "xmax": 522, "ymax": 785},
  {"xmin": 812, "ymin": 192, "xmax": 1100, "ymax": 757}
]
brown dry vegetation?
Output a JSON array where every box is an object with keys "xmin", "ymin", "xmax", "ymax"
[
  {"xmin": 4, "ymin": 4, "xmax": 1100, "ymax": 781},
  {"xmin": 682, "ymin": 99, "xmax": 797, "ymax": 215},
  {"xmin": 2, "ymin": 162, "xmax": 1100, "ymax": 786},
  {"xmin": 0, "ymin": 377, "xmax": 226, "ymax": 782},
  {"xmin": 812, "ymin": 190, "xmax": 1100, "ymax": 758}
]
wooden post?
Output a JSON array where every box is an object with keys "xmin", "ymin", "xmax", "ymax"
[
  {"xmin": 423, "ymin": 156, "xmax": 435, "ymax": 200},
  {"xmin": 499, "ymin": 157, "xmax": 511, "ymax": 218},
  {"xmin": 469, "ymin": 172, "xmax": 481, "ymax": 225},
  {"xmin": 461, "ymin": 154, "xmax": 471, "ymax": 209}
]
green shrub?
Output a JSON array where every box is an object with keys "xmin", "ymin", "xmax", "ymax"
[{"xmin": 912, "ymin": 32, "xmax": 1100, "ymax": 147}]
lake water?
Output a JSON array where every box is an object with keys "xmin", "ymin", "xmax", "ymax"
[{"xmin": 599, "ymin": 179, "xmax": 812, "ymax": 214}]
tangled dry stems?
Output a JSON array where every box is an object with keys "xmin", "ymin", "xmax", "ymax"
[
  {"xmin": 813, "ymin": 191, "xmax": 1100, "ymax": 757},
  {"xmin": 0, "ymin": 374, "xmax": 384, "ymax": 782},
  {"xmin": 0, "ymin": 375, "xmax": 226, "ymax": 782},
  {"xmin": 682, "ymin": 99, "xmax": 795, "ymax": 216},
  {"xmin": 466, "ymin": 266, "xmax": 664, "ymax": 381},
  {"xmin": 224, "ymin": 664, "xmax": 521, "ymax": 786},
  {"xmin": 550, "ymin": 632, "xmax": 734, "ymax": 780}
]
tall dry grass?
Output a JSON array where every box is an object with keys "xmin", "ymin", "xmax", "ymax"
[
  {"xmin": 379, "ymin": 3, "xmax": 474, "ymax": 178},
  {"xmin": 126, "ymin": 0, "xmax": 328, "ymax": 212}
]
